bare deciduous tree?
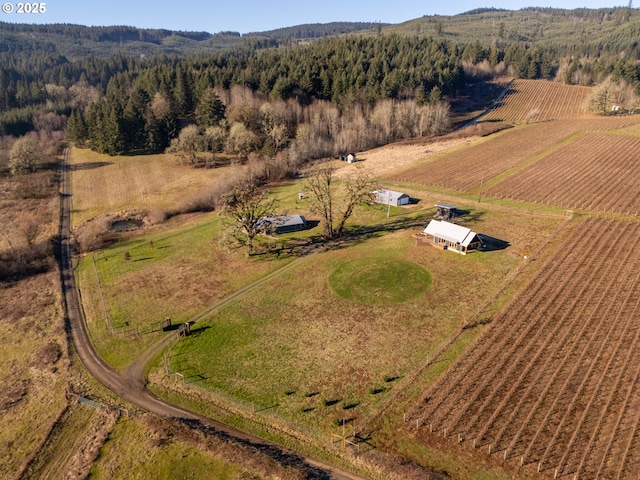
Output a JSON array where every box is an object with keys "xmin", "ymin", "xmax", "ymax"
[
  {"xmin": 9, "ymin": 136, "xmax": 41, "ymax": 175},
  {"xmin": 226, "ymin": 122, "xmax": 259, "ymax": 158},
  {"xmin": 18, "ymin": 213, "xmax": 42, "ymax": 246},
  {"xmin": 304, "ymin": 163, "xmax": 377, "ymax": 239},
  {"xmin": 166, "ymin": 125, "xmax": 204, "ymax": 165},
  {"xmin": 219, "ymin": 184, "xmax": 278, "ymax": 256}
]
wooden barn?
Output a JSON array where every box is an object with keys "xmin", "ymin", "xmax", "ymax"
[
  {"xmin": 374, "ymin": 189, "xmax": 410, "ymax": 206},
  {"xmin": 423, "ymin": 220, "xmax": 481, "ymax": 255},
  {"xmin": 259, "ymin": 214, "xmax": 307, "ymax": 234}
]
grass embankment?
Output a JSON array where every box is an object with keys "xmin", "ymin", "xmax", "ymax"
[{"xmin": 89, "ymin": 416, "xmax": 251, "ymax": 480}]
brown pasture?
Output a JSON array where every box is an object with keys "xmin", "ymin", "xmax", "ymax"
[{"xmin": 69, "ymin": 148, "xmax": 227, "ymax": 226}]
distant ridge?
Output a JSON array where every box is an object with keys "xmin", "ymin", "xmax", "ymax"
[{"xmin": 244, "ymin": 21, "xmax": 389, "ymax": 40}]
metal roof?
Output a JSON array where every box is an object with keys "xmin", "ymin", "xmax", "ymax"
[
  {"xmin": 424, "ymin": 220, "xmax": 478, "ymax": 247},
  {"xmin": 261, "ymin": 214, "xmax": 306, "ymax": 228},
  {"xmin": 375, "ymin": 189, "xmax": 409, "ymax": 203}
]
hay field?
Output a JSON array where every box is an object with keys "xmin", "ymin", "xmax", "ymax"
[{"xmin": 69, "ymin": 148, "xmax": 226, "ymax": 225}]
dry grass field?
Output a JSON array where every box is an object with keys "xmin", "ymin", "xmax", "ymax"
[
  {"xmin": 0, "ymin": 272, "xmax": 70, "ymax": 480},
  {"xmin": 0, "ymin": 162, "xmax": 72, "ymax": 479},
  {"xmin": 69, "ymin": 148, "xmax": 227, "ymax": 225}
]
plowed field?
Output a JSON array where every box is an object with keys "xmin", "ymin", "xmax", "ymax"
[
  {"xmin": 485, "ymin": 133, "xmax": 640, "ymax": 213},
  {"xmin": 410, "ymin": 217, "xmax": 640, "ymax": 480},
  {"xmin": 388, "ymin": 116, "xmax": 640, "ymax": 194},
  {"xmin": 483, "ymin": 79, "xmax": 593, "ymax": 123}
]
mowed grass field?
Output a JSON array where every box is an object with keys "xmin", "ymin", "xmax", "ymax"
[
  {"xmin": 76, "ymin": 214, "xmax": 291, "ymax": 369},
  {"xmin": 163, "ymin": 206, "xmax": 560, "ymax": 435}
]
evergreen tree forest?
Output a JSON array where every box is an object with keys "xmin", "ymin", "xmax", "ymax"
[{"xmin": 1, "ymin": 8, "xmax": 640, "ymax": 160}]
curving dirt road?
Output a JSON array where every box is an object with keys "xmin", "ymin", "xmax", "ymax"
[{"xmin": 58, "ymin": 148, "xmax": 368, "ymax": 480}]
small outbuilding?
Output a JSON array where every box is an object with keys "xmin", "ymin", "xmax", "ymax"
[
  {"xmin": 259, "ymin": 214, "xmax": 307, "ymax": 234},
  {"xmin": 423, "ymin": 219, "xmax": 481, "ymax": 255},
  {"xmin": 435, "ymin": 204, "xmax": 458, "ymax": 220},
  {"xmin": 374, "ymin": 189, "xmax": 410, "ymax": 206},
  {"xmin": 339, "ymin": 153, "xmax": 357, "ymax": 163}
]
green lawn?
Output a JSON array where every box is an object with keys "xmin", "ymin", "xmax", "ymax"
[
  {"xmin": 163, "ymin": 204, "xmax": 557, "ymax": 435},
  {"xmin": 76, "ymin": 213, "xmax": 289, "ymax": 370}
]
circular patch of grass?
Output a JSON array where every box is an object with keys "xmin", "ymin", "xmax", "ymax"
[{"xmin": 329, "ymin": 258, "xmax": 431, "ymax": 305}]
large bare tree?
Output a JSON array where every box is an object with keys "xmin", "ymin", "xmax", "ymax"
[
  {"xmin": 304, "ymin": 164, "xmax": 377, "ymax": 239},
  {"xmin": 219, "ymin": 184, "xmax": 277, "ymax": 256}
]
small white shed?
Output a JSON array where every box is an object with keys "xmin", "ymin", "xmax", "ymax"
[{"xmin": 374, "ymin": 189, "xmax": 410, "ymax": 206}]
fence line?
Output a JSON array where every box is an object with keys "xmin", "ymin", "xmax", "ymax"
[
  {"xmin": 92, "ymin": 254, "xmax": 114, "ymax": 334},
  {"xmin": 163, "ymin": 341, "xmax": 333, "ymax": 454}
]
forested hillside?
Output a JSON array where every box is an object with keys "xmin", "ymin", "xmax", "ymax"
[{"xmin": 1, "ymin": 7, "xmax": 640, "ymax": 165}]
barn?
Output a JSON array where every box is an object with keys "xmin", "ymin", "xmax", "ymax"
[
  {"xmin": 423, "ymin": 219, "xmax": 481, "ymax": 255},
  {"xmin": 374, "ymin": 189, "xmax": 410, "ymax": 206},
  {"xmin": 259, "ymin": 214, "xmax": 307, "ymax": 234}
]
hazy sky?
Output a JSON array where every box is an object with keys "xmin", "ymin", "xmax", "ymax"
[{"xmin": 0, "ymin": 1, "xmax": 629, "ymax": 33}]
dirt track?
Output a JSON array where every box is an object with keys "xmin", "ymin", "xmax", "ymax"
[{"xmin": 58, "ymin": 147, "xmax": 367, "ymax": 480}]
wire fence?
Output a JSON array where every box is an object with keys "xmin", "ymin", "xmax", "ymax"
[{"xmin": 160, "ymin": 339, "xmax": 361, "ymax": 456}]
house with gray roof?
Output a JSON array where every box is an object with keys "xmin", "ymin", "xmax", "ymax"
[{"xmin": 258, "ymin": 214, "xmax": 307, "ymax": 234}]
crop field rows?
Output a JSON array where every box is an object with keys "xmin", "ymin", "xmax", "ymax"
[
  {"xmin": 485, "ymin": 134, "xmax": 640, "ymax": 214},
  {"xmin": 389, "ymin": 120, "xmax": 587, "ymax": 192},
  {"xmin": 410, "ymin": 217, "xmax": 640, "ymax": 479},
  {"xmin": 483, "ymin": 79, "xmax": 593, "ymax": 123},
  {"xmin": 389, "ymin": 116, "xmax": 640, "ymax": 195}
]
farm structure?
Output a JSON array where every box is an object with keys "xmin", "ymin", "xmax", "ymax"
[
  {"xmin": 434, "ymin": 204, "xmax": 458, "ymax": 220},
  {"xmin": 374, "ymin": 189, "xmax": 410, "ymax": 206},
  {"xmin": 482, "ymin": 79, "xmax": 593, "ymax": 123},
  {"xmin": 258, "ymin": 214, "xmax": 307, "ymax": 234},
  {"xmin": 485, "ymin": 133, "xmax": 640, "ymax": 214},
  {"xmin": 339, "ymin": 153, "xmax": 357, "ymax": 163},
  {"xmin": 422, "ymin": 220, "xmax": 481, "ymax": 254},
  {"xmin": 389, "ymin": 116, "xmax": 640, "ymax": 193},
  {"xmin": 410, "ymin": 217, "xmax": 640, "ymax": 480}
]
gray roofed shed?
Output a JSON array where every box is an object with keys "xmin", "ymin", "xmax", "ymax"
[{"xmin": 374, "ymin": 189, "xmax": 410, "ymax": 206}]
